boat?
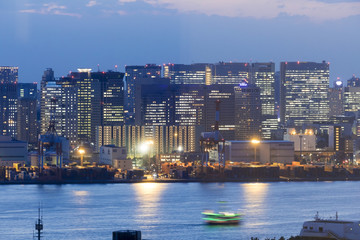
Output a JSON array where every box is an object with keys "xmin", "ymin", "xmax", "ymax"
[
  {"xmin": 202, "ymin": 210, "xmax": 242, "ymax": 225},
  {"xmin": 299, "ymin": 212, "xmax": 360, "ymax": 240}
]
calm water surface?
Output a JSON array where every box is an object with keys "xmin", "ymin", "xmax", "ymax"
[{"xmin": 1, "ymin": 182, "xmax": 360, "ymax": 240}]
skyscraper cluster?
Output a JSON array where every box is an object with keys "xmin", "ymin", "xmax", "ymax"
[{"xmin": 2, "ymin": 61, "xmax": 359, "ymax": 163}]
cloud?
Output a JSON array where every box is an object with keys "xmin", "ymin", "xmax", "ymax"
[
  {"xmin": 118, "ymin": 0, "xmax": 137, "ymax": 4},
  {"xmin": 141, "ymin": 0, "xmax": 360, "ymax": 21},
  {"xmin": 20, "ymin": 3, "xmax": 82, "ymax": 18},
  {"xmin": 86, "ymin": 1, "xmax": 98, "ymax": 7}
]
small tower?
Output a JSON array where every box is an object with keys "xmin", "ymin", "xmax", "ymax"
[{"xmin": 34, "ymin": 208, "xmax": 43, "ymax": 240}]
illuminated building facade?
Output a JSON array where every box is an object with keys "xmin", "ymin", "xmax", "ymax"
[
  {"xmin": 0, "ymin": 83, "xmax": 17, "ymax": 138},
  {"xmin": 344, "ymin": 86, "xmax": 360, "ymax": 114},
  {"xmin": 174, "ymin": 85, "xmax": 205, "ymax": 126},
  {"xmin": 234, "ymin": 84, "xmax": 262, "ymax": 140},
  {"xmin": 140, "ymin": 84, "xmax": 173, "ymax": 126},
  {"xmin": 125, "ymin": 64, "xmax": 161, "ymax": 119},
  {"xmin": 95, "ymin": 125, "xmax": 202, "ymax": 156},
  {"xmin": 261, "ymin": 115, "xmax": 279, "ymax": 140},
  {"xmin": 0, "ymin": 66, "xmax": 18, "ymax": 83},
  {"xmin": 284, "ymin": 128, "xmax": 316, "ymax": 151},
  {"xmin": 164, "ymin": 62, "xmax": 250, "ymax": 85},
  {"xmin": 251, "ymin": 62, "xmax": 275, "ymax": 115},
  {"xmin": 280, "ymin": 61, "xmax": 330, "ymax": 126},
  {"xmin": 164, "ymin": 63, "xmax": 212, "ymax": 85},
  {"xmin": 40, "ymin": 68, "xmax": 57, "ymax": 134},
  {"xmin": 40, "ymin": 69, "xmax": 124, "ymax": 144},
  {"xmin": 57, "ymin": 77, "xmax": 78, "ymax": 144},
  {"xmin": 69, "ymin": 69, "xmax": 125, "ymax": 143},
  {"xmin": 212, "ymin": 62, "xmax": 250, "ymax": 84}
]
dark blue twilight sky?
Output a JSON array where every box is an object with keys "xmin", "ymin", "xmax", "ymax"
[{"xmin": 0, "ymin": 0, "xmax": 359, "ymax": 84}]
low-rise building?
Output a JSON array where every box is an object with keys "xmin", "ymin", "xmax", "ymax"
[
  {"xmin": 100, "ymin": 145, "xmax": 132, "ymax": 170},
  {"xmin": 225, "ymin": 140, "xmax": 294, "ymax": 164},
  {"xmin": 0, "ymin": 135, "xmax": 28, "ymax": 167}
]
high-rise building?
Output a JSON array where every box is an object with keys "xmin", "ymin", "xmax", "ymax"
[
  {"xmin": 280, "ymin": 61, "xmax": 330, "ymax": 126},
  {"xmin": 0, "ymin": 83, "xmax": 17, "ymax": 138},
  {"xmin": 125, "ymin": 64, "xmax": 161, "ymax": 119},
  {"xmin": 16, "ymin": 82, "xmax": 38, "ymax": 146},
  {"xmin": 96, "ymin": 125, "xmax": 203, "ymax": 155},
  {"xmin": 234, "ymin": 84, "xmax": 262, "ymax": 140},
  {"xmin": 329, "ymin": 80, "xmax": 344, "ymax": 117},
  {"xmin": 251, "ymin": 62, "xmax": 275, "ymax": 115},
  {"xmin": 164, "ymin": 62, "xmax": 250, "ymax": 85},
  {"xmin": 40, "ymin": 79, "xmax": 62, "ymax": 135},
  {"xmin": 134, "ymin": 78, "xmax": 171, "ymax": 125},
  {"xmin": 212, "ymin": 62, "xmax": 250, "ymax": 84},
  {"xmin": 140, "ymin": 84, "xmax": 174, "ymax": 126},
  {"xmin": 174, "ymin": 85, "xmax": 205, "ymax": 126},
  {"xmin": 17, "ymin": 98, "xmax": 37, "ymax": 146},
  {"xmin": 344, "ymin": 86, "xmax": 360, "ymax": 114},
  {"xmin": 0, "ymin": 66, "xmax": 18, "ymax": 83},
  {"xmin": 17, "ymin": 83, "xmax": 37, "ymax": 99},
  {"xmin": 68, "ymin": 69, "xmax": 125, "ymax": 143},
  {"xmin": 57, "ymin": 77, "xmax": 78, "ymax": 144},
  {"xmin": 164, "ymin": 63, "xmax": 212, "ymax": 85},
  {"xmin": 205, "ymin": 85, "xmax": 236, "ymax": 140},
  {"xmin": 40, "ymin": 68, "xmax": 57, "ymax": 134},
  {"xmin": 347, "ymin": 75, "xmax": 360, "ymax": 87}
]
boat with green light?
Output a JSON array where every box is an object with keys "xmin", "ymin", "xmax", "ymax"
[{"xmin": 202, "ymin": 211, "xmax": 242, "ymax": 225}]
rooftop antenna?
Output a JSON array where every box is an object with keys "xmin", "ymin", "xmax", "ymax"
[
  {"xmin": 115, "ymin": 65, "xmax": 118, "ymax": 72},
  {"xmin": 97, "ymin": 64, "xmax": 100, "ymax": 72},
  {"xmin": 34, "ymin": 205, "xmax": 43, "ymax": 240}
]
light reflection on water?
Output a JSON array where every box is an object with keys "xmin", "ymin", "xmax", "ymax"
[
  {"xmin": 134, "ymin": 183, "xmax": 168, "ymax": 225},
  {"xmin": 1, "ymin": 182, "xmax": 360, "ymax": 240}
]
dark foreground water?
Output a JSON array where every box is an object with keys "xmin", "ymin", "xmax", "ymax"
[{"xmin": 1, "ymin": 181, "xmax": 360, "ymax": 240}]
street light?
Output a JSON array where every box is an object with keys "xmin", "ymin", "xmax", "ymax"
[
  {"xmin": 78, "ymin": 148, "xmax": 85, "ymax": 166},
  {"xmin": 251, "ymin": 139, "xmax": 260, "ymax": 162}
]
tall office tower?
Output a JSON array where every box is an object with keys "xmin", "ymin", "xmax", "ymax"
[
  {"xmin": 40, "ymin": 68, "xmax": 56, "ymax": 134},
  {"xmin": 91, "ymin": 71, "xmax": 125, "ymax": 127},
  {"xmin": 234, "ymin": 84, "xmax": 262, "ymax": 140},
  {"xmin": 125, "ymin": 64, "xmax": 161, "ymax": 119},
  {"xmin": 17, "ymin": 83, "xmax": 37, "ymax": 99},
  {"xmin": 140, "ymin": 84, "xmax": 174, "ymax": 126},
  {"xmin": 174, "ymin": 85, "xmax": 205, "ymax": 126},
  {"xmin": 280, "ymin": 61, "xmax": 330, "ymax": 126},
  {"xmin": 205, "ymin": 85, "xmax": 236, "ymax": 140},
  {"xmin": 40, "ymin": 79, "xmax": 62, "ymax": 135},
  {"xmin": 329, "ymin": 80, "xmax": 344, "ymax": 117},
  {"xmin": 344, "ymin": 86, "xmax": 360, "ymax": 114},
  {"xmin": 17, "ymin": 98, "xmax": 37, "ymax": 145},
  {"xmin": 0, "ymin": 66, "xmax": 18, "ymax": 83},
  {"xmin": 212, "ymin": 62, "xmax": 250, "ymax": 84},
  {"xmin": 261, "ymin": 115, "xmax": 279, "ymax": 140},
  {"xmin": 274, "ymin": 71, "xmax": 281, "ymax": 117},
  {"xmin": 16, "ymin": 82, "xmax": 38, "ymax": 146},
  {"xmin": 347, "ymin": 75, "xmax": 360, "ymax": 87},
  {"xmin": 251, "ymin": 62, "xmax": 275, "ymax": 115},
  {"xmin": 164, "ymin": 63, "xmax": 212, "ymax": 85},
  {"xmin": 0, "ymin": 83, "xmax": 17, "ymax": 137},
  {"xmin": 134, "ymin": 78, "xmax": 171, "ymax": 125},
  {"xmin": 57, "ymin": 77, "xmax": 78, "ymax": 145},
  {"xmin": 70, "ymin": 69, "xmax": 125, "ymax": 143}
]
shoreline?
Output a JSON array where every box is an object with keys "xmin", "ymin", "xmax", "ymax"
[{"xmin": 1, "ymin": 176, "xmax": 360, "ymax": 185}]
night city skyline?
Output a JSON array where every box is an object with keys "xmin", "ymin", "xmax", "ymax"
[
  {"xmin": 2, "ymin": 1, "xmax": 360, "ymax": 240},
  {"xmin": 1, "ymin": 0, "xmax": 359, "ymax": 83}
]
